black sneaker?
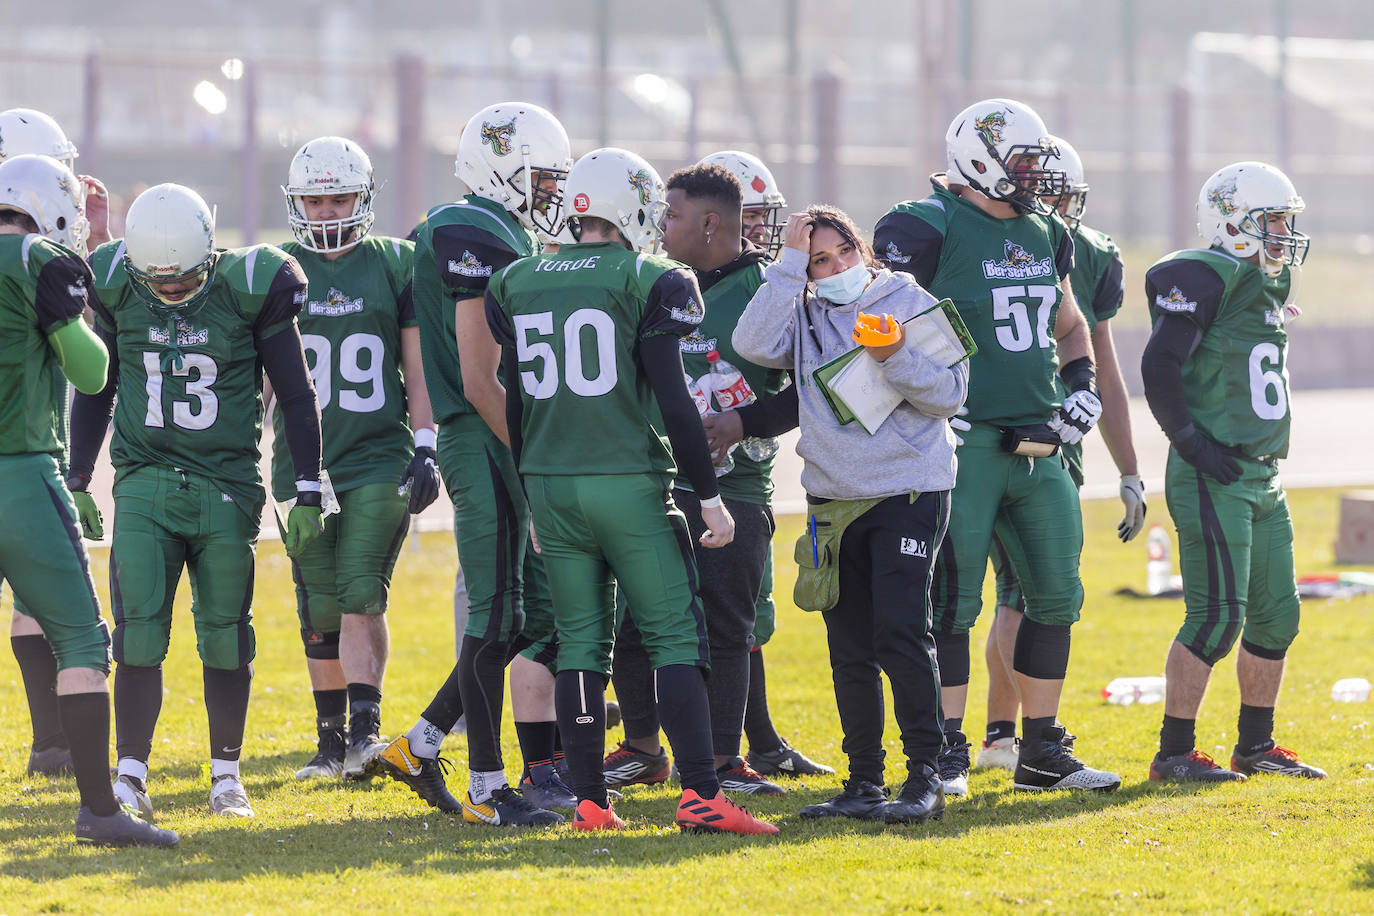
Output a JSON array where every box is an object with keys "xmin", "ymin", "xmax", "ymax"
[
  {"xmin": 747, "ymin": 739, "xmax": 835, "ymax": 777},
  {"xmin": 377, "ymin": 735, "xmax": 462, "ymax": 812},
  {"xmin": 716, "ymin": 757, "xmax": 786, "ymax": 796},
  {"xmin": 462, "ymin": 785, "xmax": 565, "ymax": 827},
  {"xmin": 798, "ymin": 778, "xmax": 888, "ymax": 820},
  {"xmin": 296, "ymin": 717, "xmax": 346, "ymax": 780},
  {"xmin": 75, "ymin": 805, "xmax": 179, "ymax": 847},
  {"xmin": 520, "ymin": 768, "xmax": 578, "ymax": 810},
  {"xmin": 937, "ymin": 731, "xmax": 971, "ymax": 797},
  {"xmin": 601, "ymin": 740, "xmax": 670, "ymax": 787},
  {"xmin": 27, "ymin": 743, "xmax": 74, "ymax": 777},
  {"xmin": 883, "ymin": 764, "xmax": 945, "ymax": 824},
  {"xmin": 1149, "ymin": 749, "xmax": 1247, "ymax": 782},
  {"xmin": 1014, "ymin": 725, "xmax": 1121, "ymax": 792},
  {"xmin": 1231, "ymin": 742, "xmax": 1327, "ymax": 779}
]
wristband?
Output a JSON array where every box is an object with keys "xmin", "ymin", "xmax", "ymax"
[
  {"xmin": 699, "ymin": 495, "xmax": 723, "ymax": 509},
  {"xmin": 67, "ymin": 472, "xmax": 91, "ymax": 493},
  {"xmin": 1058, "ymin": 355, "xmax": 1096, "ymax": 393},
  {"xmin": 414, "ymin": 427, "xmax": 437, "ymax": 451}
]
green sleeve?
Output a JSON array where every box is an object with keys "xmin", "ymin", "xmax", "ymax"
[{"xmin": 47, "ymin": 318, "xmax": 110, "ymax": 394}]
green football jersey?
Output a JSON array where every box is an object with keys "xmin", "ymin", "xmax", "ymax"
[
  {"xmin": 1067, "ymin": 223, "xmax": 1124, "ymax": 334},
  {"xmin": 874, "ymin": 179, "xmax": 1075, "ymax": 427},
  {"xmin": 1146, "ymin": 247, "xmax": 1292, "ymax": 459},
  {"xmin": 413, "ymin": 196, "xmax": 537, "ymax": 426},
  {"xmin": 272, "ymin": 236, "xmax": 416, "ymax": 501},
  {"xmin": 678, "ymin": 258, "xmax": 786, "ymax": 504},
  {"xmin": 486, "ymin": 241, "xmax": 703, "ymax": 477},
  {"xmin": 89, "ymin": 240, "xmax": 306, "ymax": 514},
  {"xmin": 0, "ymin": 234, "xmax": 92, "ymax": 456}
]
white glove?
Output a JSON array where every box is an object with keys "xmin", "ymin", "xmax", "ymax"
[
  {"xmin": 1048, "ymin": 390, "xmax": 1103, "ymax": 445},
  {"xmin": 1118, "ymin": 474, "xmax": 1146, "ymax": 542},
  {"xmin": 949, "ymin": 406, "xmax": 971, "ymax": 447}
]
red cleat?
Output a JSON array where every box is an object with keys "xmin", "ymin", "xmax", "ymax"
[
  {"xmin": 675, "ymin": 789, "xmax": 779, "ymax": 835},
  {"xmin": 573, "ymin": 798, "xmax": 625, "ymax": 831}
]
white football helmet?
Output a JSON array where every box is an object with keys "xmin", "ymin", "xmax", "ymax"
[
  {"xmin": 0, "ymin": 154, "xmax": 89, "ymax": 257},
  {"xmin": 123, "ymin": 183, "xmax": 218, "ymax": 316},
  {"xmin": 946, "ymin": 98, "xmax": 1064, "ymax": 214},
  {"xmin": 454, "ymin": 102, "xmax": 572, "ymax": 237},
  {"xmin": 1197, "ymin": 161, "xmax": 1308, "ymax": 278},
  {"xmin": 564, "ymin": 148, "xmax": 666, "ymax": 252},
  {"xmin": 0, "ymin": 108, "xmax": 79, "ymax": 170},
  {"xmin": 698, "ymin": 149, "xmax": 786, "ymax": 256},
  {"xmin": 1046, "ymin": 135, "xmax": 1088, "ymax": 226},
  {"xmin": 282, "ymin": 136, "xmax": 375, "ymax": 253}
]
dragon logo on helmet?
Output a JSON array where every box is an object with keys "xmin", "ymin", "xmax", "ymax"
[
  {"xmin": 481, "ymin": 119, "xmax": 518, "ymax": 157},
  {"xmin": 628, "ymin": 168, "xmax": 653, "ymax": 206},
  {"xmin": 1207, "ymin": 177, "xmax": 1239, "ymax": 217},
  {"xmin": 974, "ymin": 111, "xmax": 1008, "ymax": 147}
]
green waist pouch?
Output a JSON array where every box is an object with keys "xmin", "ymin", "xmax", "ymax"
[{"xmin": 793, "ymin": 495, "xmax": 885, "ymax": 612}]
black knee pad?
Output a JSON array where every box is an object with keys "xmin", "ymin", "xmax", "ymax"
[
  {"xmin": 1012, "ymin": 618, "xmax": 1071, "ymax": 680},
  {"xmin": 1240, "ymin": 639, "xmax": 1287, "ymax": 661},
  {"xmin": 932, "ymin": 630, "xmax": 971, "ymax": 687},
  {"xmin": 302, "ymin": 629, "xmax": 340, "ymax": 659}
]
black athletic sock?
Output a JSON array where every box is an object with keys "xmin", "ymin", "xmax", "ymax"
[
  {"xmin": 457, "ymin": 634, "xmax": 508, "ymax": 772},
  {"xmin": 609, "ymin": 636, "xmax": 658, "ymax": 741},
  {"xmin": 943, "ymin": 716, "xmax": 964, "ymax": 737},
  {"xmin": 114, "ymin": 664, "xmax": 163, "ymax": 762},
  {"xmin": 11, "ymin": 635, "xmax": 66, "ymax": 750},
  {"xmin": 58, "ymin": 691, "xmax": 120, "ymax": 816},
  {"xmin": 1236, "ymin": 704, "xmax": 1275, "ymax": 755},
  {"xmin": 420, "ymin": 662, "xmax": 466, "ymax": 733},
  {"xmin": 1158, "ymin": 714, "xmax": 1196, "ymax": 759},
  {"xmin": 554, "ymin": 670, "xmax": 608, "ymax": 806},
  {"xmin": 985, "ymin": 720, "xmax": 1017, "ymax": 742},
  {"xmin": 515, "ymin": 720, "xmax": 557, "ymax": 781},
  {"xmin": 204, "ymin": 665, "xmax": 252, "ymax": 762},
  {"xmin": 347, "ymin": 683, "xmax": 382, "ymax": 742},
  {"xmin": 1021, "ymin": 715, "xmax": 1057, "ymax": 751},
  {"xmin": 655, "ymin": 664, "xmax": 718, "ymax": 799},
  {"xmin": 313, "ymin": 688, "xmax": 347, "ymax": 722},
  {"xmin": 742, "ymin": 650, "xmax": 784, "ymax": 754}
]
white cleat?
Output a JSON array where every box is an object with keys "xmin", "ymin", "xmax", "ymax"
[
  {"xmin": 113, "ymin": 773, "xmax": 156, "ymax": 823},
  {"xmin": 209, "ymin": 774, "xmax": 255, "ymax": 817},
  {"xmin": 975, "ymin": 736, "xmax": 1020, "ymax": 772}
]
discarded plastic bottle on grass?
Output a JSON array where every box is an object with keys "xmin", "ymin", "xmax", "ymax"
[
  {"xmin": 1331, "ymin": 678, "xmax": 1371, "ymax": 702},
  {"xmin": 686, "ymin": 371, "xmax": 733, "ymax": 477},
  {"xmin": 707, "ymin": 350, "xmax": 779, "ymax": 463},
  {"xmin": 1103, "ymin": 676, "xmax": 1167, "ymax": 706},
  {"xmin": 1146, "ymin": 524, "xmax": 1172, "ymax": 595}
]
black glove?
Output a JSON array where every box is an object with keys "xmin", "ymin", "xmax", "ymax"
[
  {"xmin": 1173, "ymin": 429, "xmax": 1243, "ymax": 485},
  {"xmin": 400, "ymin": 445, "xmax": 440, "ymax": 514}
]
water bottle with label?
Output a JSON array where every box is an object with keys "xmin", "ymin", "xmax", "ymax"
[
  {"xmin": 706, "ymin": 350, "xmax": 778, "ymax": 462},
  {"xmin": 1102, "ymin": 676, "xmax": 1167, "ymax": 706},
  {"xmin": 1146, "ymin": 524, "xmax": 1172, "ymax": 595},
  {"xmin": 1331, "ymin": 677, "xmax": 1371, "ymax": 702},
  {"xmin": 686, "ymin": 371, "xmax": 733, "ymax": 476}
]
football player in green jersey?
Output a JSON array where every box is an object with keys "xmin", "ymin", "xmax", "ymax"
[
  {"xmin": 377, "ymin": 102, "xmax": 571, "ymax": 827},
  {"xmin": 1141, "ymin": 161, "xmax": 1324, "ymax": 782},
  {"xmin": 974, "ymin": 135, "xmax": 1146, "ymax": 774},
  {"xmin": 270, "ymin": 137, "xmax": 438, "ymax": 783},
  {"xmin": 874, "ymin": 98, "xmax": 1120, "ymax": 793},
  {"xmin": 486, "ymin": 146, "xmax": 776, "ymax": 835},
  {"xmin": 0, "ymin": 108, "xmax": 115, "ymax": 779},
  {"xmin": 69, "ymin": 183, "xmax": 324, "ymax": 820},
  {"xmin": 0, "ymin": 154, "xmax": 175, "ymax": 846}
]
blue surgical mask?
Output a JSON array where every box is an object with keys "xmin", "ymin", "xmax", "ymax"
[{"xmin": 813, "ymin": 262, "xmax": 871, "ymax": 304}]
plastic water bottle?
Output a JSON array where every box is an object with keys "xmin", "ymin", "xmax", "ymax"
[
  {"xmin": 686, "ymin": 371, "xmax": 733, "ymax": 477},
  {"xmin": 1102, "ymin": 676, "xmax": 1167, "ymax": 706},
  {"xmin": 1331, "ymin": 678, "xmax": 1371, "ymax": 702},
  {"xmin": 706, "ymin": 350, "xmax": 778, "ymax": 462},
  {"xmin": 1146, "ymin": 524, "xmax": 1172, "ymax": 595}
]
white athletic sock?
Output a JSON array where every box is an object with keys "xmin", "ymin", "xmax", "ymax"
[
  {"xmin": 405, "ymin": 717, "xmax": 445, "ymax": 758},
  {"xmin": 210, "ymin": 758, "xmax": 240, "ymax": 780},
  {"xmin": 469, "ymin": 769, "xmax": 507, "ymax": 803},
  {"xmin": 117, "ymin": 757, "xmax": 149, "ymax": 781}
]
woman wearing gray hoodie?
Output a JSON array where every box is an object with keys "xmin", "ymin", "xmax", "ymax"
[{"xmin": 733, "ymin": 205, "xmax": 967, "ymax": 825}]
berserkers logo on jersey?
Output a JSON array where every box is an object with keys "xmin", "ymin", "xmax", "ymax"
[
  {"xmin": 679, "ymin": 329, "xmax": 717, "ymax": 354},
  {"xmin": 1155, "ymin": 286, "xmax": 1198, "ymax": 314},
  {"xmin": 1207, "ymin": 177, "xmax": 1239, "ymax": 217},
  {"xmin": 628, "ymin": 169, "xmax": 653, "ymax": 206},
  {"xmin": 148, "ymin": 319, "xmax": 209, "ymax": 347},
  {"xmin": 308, "ymin": 287, "xmax": 364, "ymax": 317},
  {"xmin": 449, "ymin": 250, "xmax": 493, "ymax": 278},
  {"xmin": 982, "ymin": 239, "xmax": 1052, "ymax": 280},
  {"xmin": 974, "ymin": 110, "xmax": 1008, "ymax": 146},
  {"xmin": 670, "ymin": 296, "xmax": 704, "ymax": 326},
  {"xmin": 884, "ymin": 241, "xmax": 911, "ymax": 265},
  {"xmin": 481, "ymin": 119, "xmax": 517, "ymax": 156}
]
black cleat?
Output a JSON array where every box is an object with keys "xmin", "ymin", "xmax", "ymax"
[
  {"xmin": 377, "ymin": 736, "xmax": 463, "ymax": 812},
  {"xmin": 462, "ymin": 785, "xmax": 565, "ymax": 827},
  {"xmin": 27, "ymin": 744, "xmax": 74, "ymax": 777},
  {"xmin": 604, "ymin": 700, "xmax": 621, "ymax": 730},
  {"xmin": 937, "ymin": 731, "xmax": 971, "ymax": 796},
  {"xmin": 798, "ymin": 778, "xmax": 888, "ymax": 820},
  {"xmin": 883, "ymin": 764, "xmax": 945, "ymax": 824},
  {"xmin": 75, "ymin": 805, "xmax": 179, "ymax": 847},
  {"xmin": 1014, "ymin": 725, "xmax": 1121, "ymax": 792},
  {"xmin": 296, "ymin": 718, "xmax": 346, "ymax": 780},
  {"xmin": 1149, "ymin": 749, "xmax": 1247, "ymax": 782},
  {"xmin": 1231, "ymin": 742, "xmax": 1327, "ymax": 779},
  {"xmin": 747, "ymin": 739, "xmax": 835, "ymax": 777}
]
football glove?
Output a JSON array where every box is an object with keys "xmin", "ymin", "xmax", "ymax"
[
  {"xmin": 949, "ymin": 406, "xmax": 971, "ymax": 447},
  {"xmin": 1173, "ymin": 430, "xmax": 1243, "ymax": 485},
  {"xmin": 1117, "ymin": 474, "xmax": 1147, "ymax": 542},
  {"xmin": 1047, "ymin": 390, "xmax": 1102, "ymax": 445},
  {"xmin": 400, "ymin": 445, "xmax": 440, "ymax": 514},
  {"xmin": 66, "ymin": 475, "xmax": 104, "ymax": 540},
  {"xmin": 283, "ymin": 490, "xmax": 325, "ymax": 558}
]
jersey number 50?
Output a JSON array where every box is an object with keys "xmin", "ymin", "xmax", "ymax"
[{"xmin": 514, "ymin": 309, "xmax": 617, "ymax": 399}]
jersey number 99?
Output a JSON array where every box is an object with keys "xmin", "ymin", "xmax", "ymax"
[{"xmin": 301, "ymin": 332, "xmax": 387, "ymax": 413}]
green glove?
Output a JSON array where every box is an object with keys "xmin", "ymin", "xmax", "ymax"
[
  {"xmin": 72, "ymin": 490, "xmax": 104, "ymax": 540},
  {"xmin": 283, "ymin": 504, "xmax": 324, "ymax": 558}
]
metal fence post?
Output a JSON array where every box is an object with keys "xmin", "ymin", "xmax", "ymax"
[
  {"xmin": 81, "ymin": 52, "xmax": 100, "ymax": 176},
  {"xmin": 1169, "ymin": 84, "xmax": 1193, "ymax": 251},
  {"xmin": 241, "ymin": 60, "xmax": 260, "ymax": 245},
  {"xmin": 813, "ymin": 66, "xmax": 842, "ymax": 206},
  {"xmin": 395, "ymin": 53, "xmax": 425, "ymax": 233}
]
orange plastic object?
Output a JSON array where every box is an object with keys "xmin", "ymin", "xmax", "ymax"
[{"xmin": 852, "ymin": 312, "xmax": 902, "ymax": 346}]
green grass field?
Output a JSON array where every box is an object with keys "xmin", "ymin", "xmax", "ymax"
[{"xmin": 2, "ymin": 491, "xmax": 1372, "ymax": 914}]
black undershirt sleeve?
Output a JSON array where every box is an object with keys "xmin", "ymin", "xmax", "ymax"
[
  {"xmin": 258, "ymin": 323, "xmax": 322, "ymax": 484},
  {"xmin": 1055, "ymin": 228, "xmax": 1075, "ymax": 279},
  {"xmin": 501, "ymin": 346, "xmax": 524, "ymax": 469},
  {"xmin": 639, "ymin": 333, "xmax": 719, "ymax": 500},
  {"xmin": 873, "ymin": 211, "xmax": 944, "ymax": 289},
  {"xmin": 735, "ymin": 383, "xmax": 799, "ymax": 438},
  {"xmin": 1140, "ymin": 313, "xmax": 1204, "ymax": 441},
  {"xmin": 67, "ymin": 320, "xmax": 119, "ymax": 482}
]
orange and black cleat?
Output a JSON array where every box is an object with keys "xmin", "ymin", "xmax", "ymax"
[
  {"xmin": 572, "ymin": 798, "xmax": 626, "ymax": 831},
  {"xmin": 674, "ymin": 789, "xmax": 778, "ymax": 835}
]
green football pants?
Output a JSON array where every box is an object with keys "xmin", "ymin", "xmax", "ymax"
[
  {"xmin": 1165, "ymin": 449, "xmax": 1299, "ymax": 666},
  {"xmin": 279, "ymin": 482, "xmax": 410, "ymax": 655},
  {"xmin": 110, "ymin": 466, "xmax": 258, "ymax": 669},
  {"xmin": 0, "ymin": 453, "xmax": 109, "ymax": 672},
  {"xmin": 753, "ymin": 544, "xmax": 776, "ymax": 647},
  {"xmin": 525, "ymin": 473, "xmax": 707, "ymax": 677}
]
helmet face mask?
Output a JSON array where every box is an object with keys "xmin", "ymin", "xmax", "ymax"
[
  {"xmin": 1197, "ymin": 161, "xmax": 1310, "ymax": 279},
  {"xmin": 455, "ymin": 103, "xmax": 572, "ymax": 236},
  {"xmin": 123, "ymin": 183, "xmax": 219, "ymax": 318},
  {"xmin": 564, "ymin": 148, "xmax": 666, "ymax": 253},
  {"xmin": 698, "ymin": 150, "xmax": 786, "ymax": 257},
  {"xmin": 946, "ymin": 99, "xmax": 1066, "ymax": 215},
  {"xmin": 283, "ymin": 136, "xmax": 375, "ymax": 254},
  {"xmin": 0, "ymin": 153, "xmax": 90, "ymax": 257},
  {"xmin": 1045, "ymin": 135, "xmax": 1088, "ymax": 227}
]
